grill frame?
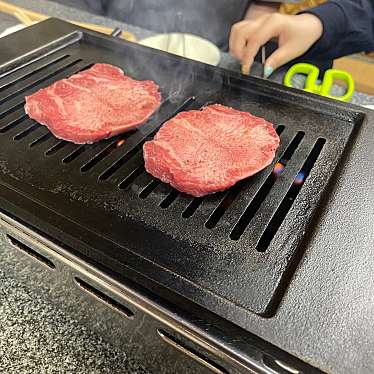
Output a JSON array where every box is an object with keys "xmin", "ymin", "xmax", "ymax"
[{"xmin": 0, "ymin": 19, "xmax": 364, "ymax": 320}]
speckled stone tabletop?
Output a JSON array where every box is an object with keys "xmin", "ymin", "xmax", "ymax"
[
  {"xmin": 0, "ymin": 265, "xmax": 149, "ymax": 374},
  {"xmin": 1, "ymin": 1, "xmax": 374, "ymax": 373}
]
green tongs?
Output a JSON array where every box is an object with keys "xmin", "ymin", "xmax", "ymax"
[{"xmin": 284, "ymin": 63, "xmax": 355, "ymax": 102}]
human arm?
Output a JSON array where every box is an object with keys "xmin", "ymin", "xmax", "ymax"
[
  {"xmin": 302, "ymin": 1, "xmax": 374, "ymax": 60},
  {"xmin": 230, "ymin": 0, "xmax": 374, "ymax": 76},
  {"xmin": 245, "ymin": 1, "xmax": 279, "ymax": 20}
]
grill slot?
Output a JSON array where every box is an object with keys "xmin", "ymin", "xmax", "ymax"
[
  {"xmin": 6, "ymin": 234, "xmax": 55, "ymax": 270},
  {"xmin": 63, "ymin": 145, "xmax": 86, "ymax": 164},
  {"xmin": 50, "ymin": 142, "xmax": 80, "ymax": 159},
  {"xmin": 98, "ymin": 143, "xmax": 140, "ymax": 181},
  {"xmin": 276, "ymin": 125, "xmax": 286, "ymax": 135},
  {"xmin": 157, "ymin": 329, "xmax": 229, "ymax": 374},
  {"xmin": 0, "ymin": 113, "xmax": 28, "ymax": 133},
  {"xmin": 0, "ymin": 58, "xmax": 84, "ymax": 106},
  {"xmin": 256, "ymin": 138, "xmax": 326, "ymax": 252},
  {"xmin": 102, "ymin": 148, "xmax": 143, "ymax": 184},
  {"xmin": 0, "ymin": 60, "xmax": 91, "ymax": 118},
  {"xmin": 80, "ymin": 136, "xmax": 128, "ymax": 173},
  {"xmin": 149, "ymin": 183, "xmax": 174, "ymax": 204},
  {"xmin": 0, "ymin": 54, "xmax": 70, "ymax": 92},
  {"xmin": 30, "ymin": 132, "xmax": 52, "ymax": 148},
  {"xmin": 230, "ymin": 131, "xmax": 305, "ymax": 241},
  {"xmin": 182, "ymin": 197, "xmax": 204, "ymax": 218},
  {"xmin": 0, "ymin": 102, "xmax": 25, "ymax": 120},
  {"xmin": 118, "ymin": 165, "xmax": 145, "ymax": 190},
  {"xmin": 13, "ymin": 122, "xmax": 39, "ymax": 140},
  {"xmin": 139, "ymin": 179, "xmax": 161, "ymax": 199},
  {"xmin": 205, "ymin": 185, "xmax": 243, "ymax": 229},
  {"xmin": 26, "ymin": 122, "xmax": 49, "ymax": 147},
  {"xmin": 45, "ymin": 140, "xmax": 68, "ymax": 156},
  {"xmin": 129, "ymin": 171, "xmax": 154, "ymax": 194},
  {"xmin": 74, "ymin": 277, "xmax": 134, "ymax": 319},
  {"xmin": 160, "ymin": 190, "xmax": 180, "ymax": 209}
]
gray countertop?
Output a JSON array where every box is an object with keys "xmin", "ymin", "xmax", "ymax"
[
  {"xmin": 0, "ymin": 256, "xmax": 149, "ymax": 374},
  {"xmin": 1, "ymin": 1, "xmax": 374, "ymax": 374}
]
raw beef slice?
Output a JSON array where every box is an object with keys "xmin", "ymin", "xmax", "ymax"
[
  {"xmin": 25, "ymin": 63, "xmax": 161, "ymax": 144},
  {"xmin": 143, "ymin": 104, "xmax": 280, "ymax": 197}
]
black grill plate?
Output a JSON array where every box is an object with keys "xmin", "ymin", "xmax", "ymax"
[{"xmin": 0, "ymin": 19, "xmax": 364, "ymax": 316}]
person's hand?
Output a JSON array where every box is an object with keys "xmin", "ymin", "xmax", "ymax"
[
  {"xmin": 245, "ymin": 1, "xmax": 279, "ymax": 20},
  {"xmin": 229, "ymin": 13, "xmax": 323, "ymax": 76}
]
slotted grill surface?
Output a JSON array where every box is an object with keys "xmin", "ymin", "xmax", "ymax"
[{"xmin": 0, "ymin": 19, "xmax": 363, "ymax": 316}]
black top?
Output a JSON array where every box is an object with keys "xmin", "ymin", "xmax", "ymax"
[{"xmin": 304, "ymin": 0, "xmax": 374, "ymax": 59}]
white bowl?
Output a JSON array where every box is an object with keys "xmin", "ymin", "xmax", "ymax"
[
  {"xmin": 363, "ymin": 104, "xmax": 374, "ymax": 110},
  {"xmin": 139, "ymin": 33, "xmax": 221, "ymax": 66},
  {"xmin": 0, "ymin": 24, "xmax": 26, "ymax": 38}
]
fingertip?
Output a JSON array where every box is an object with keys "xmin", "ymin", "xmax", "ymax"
[
  {"xmin": 264, "ymin": 65, "xmax": 273, "ymax": 78},
  {"xmin": 241, "ymin": 64, "xmax": 250, "ymax": 75},
  {"xmin": 242, "ymin": 56, "xmax": 255, "ymax": 75},
  {"xmin": 266, "ymin": 45, "xmax": 299, "ymax": 74}
]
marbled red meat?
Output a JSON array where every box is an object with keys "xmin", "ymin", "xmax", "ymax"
[
  {"xmin": 143, "ymin": 104, "xmax": 280, "ymax": 197},
  {"xmin": 25, "ymin": 63, "xmax": 161, "ymax": 144}
]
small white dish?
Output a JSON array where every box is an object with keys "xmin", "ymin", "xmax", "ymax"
[
  {"xmin": 139, "ymin": 33, "xmax": 221, "ymax": 66},
  {"xmin": 0, "ymin": 24, "xmax": 26, "ymax": 38}
]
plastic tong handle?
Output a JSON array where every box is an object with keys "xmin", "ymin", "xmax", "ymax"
[{"xmin": 284, "ymin": 63, "xmax": 354, "ymax": 102}]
